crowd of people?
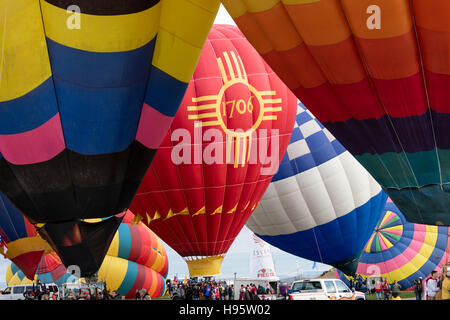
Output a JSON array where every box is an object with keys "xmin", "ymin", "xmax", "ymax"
[
  {"xmin": 237, "ymin": 283, "xmax": 274, "ymax": 300},
  {"xmin": 8, "ymin": 280, "xmax": 130, "ymax": 300},
  {"xmin": 347, "ymin": 263, "xmax": 450, "ymax": 300},
  {"xmin": 23, "ymin": 286, "xmax": 58, "ymax": 301},
  {"xmin": 166, "ymin": 279, "xmax": 276, "ymax": 301},
  {"xmin": 167, "ymin": 280, "xmax": 235, "ymax": 300},
  {"xmin": 62, "ymin": 287, "xmax": 154, "ymax": 300},
  {"xmin": 372, "ymin": 279, "xmax": 402, "ymax": 300},
  {"xmin": 347, "ymin": 275, "xmax": 402, "ymax": 300},
  {"xmin": 7, "ymin": 265, "xmax": 450, "ymax": 301},
  {"xmin": 61, "ymin": 289, "xmax": 126, "ymax": 300},
  {"xmin": 421, "ymin": 265, "xmax": 450, "ymax": 300}
]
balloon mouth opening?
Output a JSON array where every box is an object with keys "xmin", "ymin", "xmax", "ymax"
[
  {"xmin": 36, "ymin": 215, "xmax": 124, "ymax": 277},
  {"xmin": 185, "ymin": 255, "xmax": 224, "ymax": 277}
]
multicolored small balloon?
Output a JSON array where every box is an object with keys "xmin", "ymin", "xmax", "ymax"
[{"xmin": 338, "ymin": 199, "xmax": 450, "ymax": 289}]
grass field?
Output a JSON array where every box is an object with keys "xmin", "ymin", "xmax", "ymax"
[
  {"xmin": 365, "ymin": 291, "xmax": 416, "ymax": 300},
  {"xmin": 152, "ymin": 295, "xmax": 172, "ymax": 300}
]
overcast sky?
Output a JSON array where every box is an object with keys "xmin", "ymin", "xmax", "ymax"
[
  {"xmin": 162, "ymin": 225, "xmax": 331, "ymax": 281},
  {"xmin": 215, "ymin": 4, "xmax": 237, "ymax": 25}
]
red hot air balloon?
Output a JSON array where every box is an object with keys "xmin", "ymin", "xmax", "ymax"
[{"xmin": 130, "ymin": 24, "xmax": 297, "ymax": 277}]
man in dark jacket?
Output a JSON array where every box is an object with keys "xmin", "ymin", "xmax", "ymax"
[
  {"xmin": 243, "ymin": 286, "xmax": 252, "ymax": 300},
  {"xmin": 229, "ymin": 285, "xmax": 234, "ymax": 300},
  {"xmin": 414, "ymin": 278, "xmax": 423, "ymax": 300},
  {"xmin": 192, "ymin": 285, "xmax": 200, "ymax": 300},
  {"xmin": 24, "ymin": 288, "xmax": 35, "ymax": 300},
  {"xmin": 185, "ymin": 285, "xmax": 193, "ymax": 300}
]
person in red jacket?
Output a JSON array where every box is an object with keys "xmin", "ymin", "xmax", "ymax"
[{"xmin": 374, "ymin": 279, "xmax": 383, "ymax": 300}]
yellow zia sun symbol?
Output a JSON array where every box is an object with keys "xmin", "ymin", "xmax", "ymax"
[{"xmin": 187, "ymin": 51, "xmax": 283, "ymax": 168}]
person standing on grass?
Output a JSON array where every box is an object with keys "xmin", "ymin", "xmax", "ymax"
[
  {"xmin": 360, "ymin": 282, "xmax": 368, "ymax": 299},
  {"xmin": 204, "ymin": 282, "xmax": 211, "ymax": 300},
  {"xmin": 414, "ymin": 278, "xmax": 423, "ymax": 300},
  {"xmin": 382, "ymin": 280, "xmax": 391, "ymax": 300},
  {"xmin": 391, "ymin": 280, "xmax": 401, "ymax": 299},
  {"xmin": 374, "ymin": 279, "xmax": 383, "ymax": 300},
  {"xmin": 440, "ymin": 265, "xmax": 450, "ymax": 300},
  {"xmin": 427, "ymin": 271, "xmax": 440, "ymax": 300}
]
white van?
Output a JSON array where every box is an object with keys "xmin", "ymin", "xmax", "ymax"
[
  {"xmin": 0, "ymin": 284, "xmax": 60, "ymax": 300},
  {"xmin": 288, "ymin": 278, "xmax": 366, "ymax": 300}
]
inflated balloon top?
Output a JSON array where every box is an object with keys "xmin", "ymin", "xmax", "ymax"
[
  {"xmin": 222, "ymin": 0, "xmax": 450, "ymax": 226},
  {"xmin": 130, "ymin": 24, "xmax": 297, "ymax": 277},
  {"xmin": 246, "ymin": 101, "xmax": 387, "ymax": 275},
  {"xmin": 0, "ymin": 0, "xmax": 219, "ymax": 275}
]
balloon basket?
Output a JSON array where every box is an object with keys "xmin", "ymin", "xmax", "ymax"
[{"xmin": 185, "ymin": 256, "xmax": 224, "ymax": 277}]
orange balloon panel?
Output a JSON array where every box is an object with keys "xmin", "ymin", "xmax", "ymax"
[{"xmin": 130, "ymin": 24, "xmax": 297, "ymax": 276}]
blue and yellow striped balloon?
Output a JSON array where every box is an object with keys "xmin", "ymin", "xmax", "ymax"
[{"xmin": 0, "ymin": 0, "xmax": 220, "ymax": 274}]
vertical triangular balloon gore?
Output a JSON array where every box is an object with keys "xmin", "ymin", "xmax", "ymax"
[
  {"xmin": 0, "ymin": 192, "xmax": 52, "ymax": 280},
  {"xmin": 10, "ymin": 251, "xmax": 45, "ymax": 281},
  {"xmin": 0, "ymin": 0, "xmax": 220, "ymax": 271},
  {"xmin": 37, "ymin": 215, "xmax": 124, "ymax": 277}
]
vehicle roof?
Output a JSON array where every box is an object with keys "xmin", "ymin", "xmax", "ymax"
[
  {"xmin": 293, "ymin": 278, "xmax": 340, "ymax": 282},
  {"xmin": 6, "ymin": 283, "xmax": 58, "ymax": 287}
]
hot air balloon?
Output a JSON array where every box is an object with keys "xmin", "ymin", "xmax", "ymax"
[
  {"xmin": 337, "ymin": 199, "xmax": 450, "ymax": 289},
  {"xmin": 0, "ymin": 0, "xmax": 220, "ymax": 275},
  {"xmin": 221, "ymin": 0, "xmax": 450, "ymax": 226},
  {"xmin": 0, "ymin": 192, "xmax": 51, "ymax": 279},
  {"xmin": 245, "ymin": 102, "xmax": 387, "ymax": 275},
  {"xmin": 6, "ymin": 212, "xmax": 169, "ymax": 298},
  {"xmin": 97, "ymin": 212, "xmax": 168, "ymax": 298},
  {"xmin": 5, "ymin": 252, "xmax": 77, "ymax": 287},
  {"xmin": 129, "ymin": 24, "xmax": 297, "ymax": 277}
]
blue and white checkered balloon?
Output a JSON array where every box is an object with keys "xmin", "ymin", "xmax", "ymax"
[{"xmin": 246, "ymin": 101, "xmax": 388, "ymax": 275}]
